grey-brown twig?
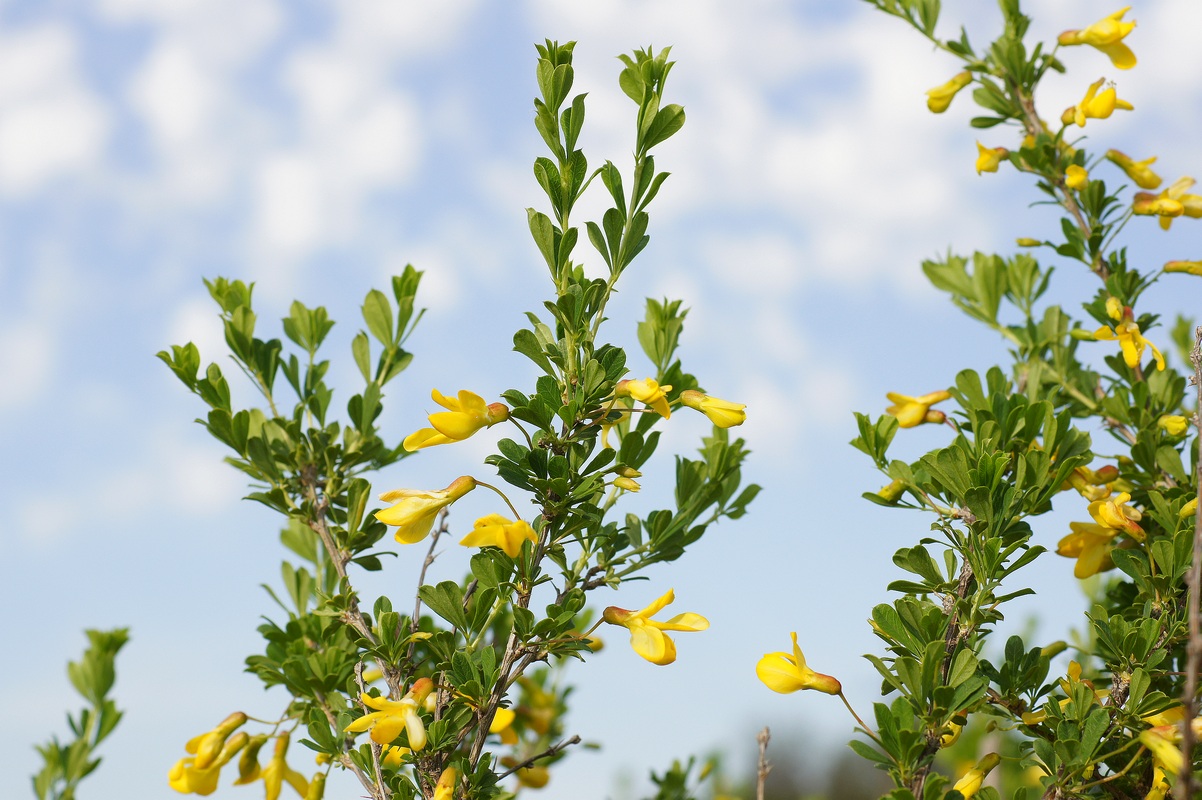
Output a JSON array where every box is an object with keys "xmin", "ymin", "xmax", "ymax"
[
  {"xmin": 1180, "ymin": 325, "xmax": 1202, "ymax": 796},
  {"xmin": 497, "ymin": 735, "xmax": 582, "ymax": 778},
  {"xmin": 756, "ymin": 726, "xmax": 771, "ymax": 800},
  {"xmin": 406, "ymin": 509, "xmax": 449, "ymax": 670}
]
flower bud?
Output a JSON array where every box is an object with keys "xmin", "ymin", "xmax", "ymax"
[
  {"xmin": 876, "ymin": 479, "xmax": 905, "ymax": 504},
  {"xmin": 1065, "ymin": 164, "xmax": 1089, "ymax": 190},
  {"xmin": 1159, "ymin": 415, "xmax": 1188, "ymax": 437},
  {"xmin": 306, "ymin": 773, "xmax": 326, "ymax": 800},
  {"xmin": 234, "ymin": 734, "xmax": 269, "ymax": 784},
  {"xmin": 1015, "ymin": 237, "xmax": 1042, "ymax": 247},
  {"xmin": 613, "ymin": 476, "xmax": 641, "ymax": 492},
  {"xmin": 1165, "ymin": 260, "xmax": 1202, "ymax": 277}
]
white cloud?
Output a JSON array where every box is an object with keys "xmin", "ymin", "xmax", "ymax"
[
  {"xmin": 0, "ymin": 25, "xmax": 109, "ymax": 195},
  {"xmin": 0, "ymin": 319, "xmax": 54, "ymax": 412}
]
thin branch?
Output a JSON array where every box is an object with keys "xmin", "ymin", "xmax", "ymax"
[
  {"xmin": 497, "ymin": 735, "xmax": 582, "ymax": 778},
  {"xmin": 406, "ymin": 509, "xmax": 450, "ymax": 669},
  {"xmin": 755, "ymin": 727, "xmax": 771, "ymax": 800},
  {"xmin": 1179, "ymin": 325, "xmax": 1202, "ymax": 796}
]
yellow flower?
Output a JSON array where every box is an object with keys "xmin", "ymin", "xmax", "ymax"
[
  {"xmin": 381, "ymin": 745, "xmax": 410, "ymax": 768},
  {"xmin": 233, "ymin": 734, "xmax": 269, "ymax": 785},
  {"xmin": 1094, "ymin": 310, "xmax": 1165, "ymax": 371},
  {"xmin": 1147, "ymin": 765, "xmax": 1170, "ymax": 800},
  {"xmin": 489, "ymin": 707, "xmax": 519, "ymax": 745},
  {"xmin": 678, "ymin": 389, "xmax": 747, "ymax": 427},
  {"xmin": 926, "ymin": 71, "xmax": 972, "ymax": 113},
  {"xmin": 184, "ymin": 712, "xmax": 247, "ymax": 771},
  {"xmin": 344, "ymin": 679, "xmax": 434, "ymax": 749},
  {"xmin": 1141, "ymin": 725, "xmax": 1185, "ymax": 776},
  {"xmin": 885, "ymin": 390, "xmax": 951, "ymax": 428},
  {"xmin": 602, "ymin": 589, "xmax": 709, "ymax": 666},
  {"xmin": 1134, "ymin": 176, "xmax": 1202, "ymax": 230},
  {"xmin": 975, "ymin": 142, "xmax": 1008, "ymax": 174},
  {"xmin": 939, "ymin": 718, "xmax": 963, "ymax": 747},
  {"xmin": 260, "ymin": 733, "xmax": 309, "ymax": 800},
  {"xmin": 952, "ymin": 753, "xmax": 1001, "ymax": 799},
  {"xmin": 170, "ymin": 731, "xmax": 250, "ymax": 796},
  {"xmin": 434, "ymin": 766, "xmax": 457, "ymax": 800},
  {"xmin": 376, "ymin": 476, "xmax": 476, "ymax": 544},
  {"xmin": 1065, "ymin": 164, "xmax": 1089, "ymax": 190},
  {"xmin": 1057, "ymin": 523, "xmax": 1119, "ymax": 578},
  {"xmin": 1064, "ymin": 78, "xmax": 1133, "ymax": 128},
  {"xmin": 615, "ymin": 378, "xmax": 673, "ymax": 418},
  {"xmin": 1090, "ymin": 491, "xmax": 1144, "ymax": 537},
  {"xmin": 1058, "ymin": 7, "xmax": 1137, "ymax": 70},
  {"xmin": 305, "ymin": 773, "xmax": 325, "ymax": 800},
  {"xmin": 459, "ymin": 514, "xmax": 537, "ymax": 559},
  {"xmin": 875, "ymin": 478, "xmax": 906, "ymax": 504},
  {"xmin": 1159, "ymin": 415, "xmax": 1188, "ymax": 437},
  {"xmin": 1105, "ymin": 296, "xmax": 1124, "ymax": 320},
  {"xmin": 403, "ymin": 389, "xmax": 510, "ymax": 451},
  {"xmin": 1106, "ymin": 149, "xmax": 1162, "ymax": 189},
  {"xmin": 1062, "ymin": 465, "xmax": 1117, "ymax": 502},
  {"xmin": 1165, "ymin": 260, "xmax": 1202, "ymax": 277},
  {"xmin": 755, "ymin": 632, "xmax": 842, "ymax": 695}
]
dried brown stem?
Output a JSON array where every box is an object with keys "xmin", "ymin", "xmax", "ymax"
[
  {"xmin": 756, "ymin": 727, "xmax": 771, "ymax": 800},
  {"xmin": 1180, "ymin": 325, "xmax": 1202, "ymax": 795}
]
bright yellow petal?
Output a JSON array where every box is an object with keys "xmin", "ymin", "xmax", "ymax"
[
  {"xmin": 489, "ymin": 707, "xmax": 516, "ymax": 734},
  {"xmin": 428, "ymin": 410, "xmax": 481, "ymax": 439},
  {"xmin": 1096, "ymin": 40, "xmax": 1136, "ymax": 69},
  {"xmin": 630, "ymin": 623, "xmax": 675, "ymax": 665},
  {"xmin": 404, "ymin": 710, "xmax": 427, "ymax": 751},
  {"xmin": 403, "ymin": 427, "xmax": 454, "ymax": 451},
  {"xmin": 656, "ymin": 612, "xmax": 710, "ymax": 632},
  {"xmin": 756, "ymin": 651, "xmax": 807, "ymax": 693},
  {"xmin": 369, "ymin": 715, "xmax": 406, "ymax": 745},
  {"xmin": 638, "ymin": 588, "xmax": 676, "ymax": 618},
  {"xmin": 431, "ymin": 388, "xmax": 460, "ymax": 411}
]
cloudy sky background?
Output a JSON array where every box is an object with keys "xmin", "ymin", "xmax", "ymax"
[{"xmin": 3, "ymin": 0, "xmax": 1201, "ymax": 797}]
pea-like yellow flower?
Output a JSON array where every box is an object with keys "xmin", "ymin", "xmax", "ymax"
[
  {"xmin": 170, "ymin": 731, "xmax": 250, "ymax": 795},
  {"xmin": 260, "ymin": 733, "xmax": 309, "ymax": 800},
  {"xmin": 1183, "ymin": 498, "xmax": 1198, "ymax": 518},
  {"xmin": 376, "ymin": 476, "xmax": 476, "ymax": 544},
  {"xmin": 1058, "ymin": 7, "xmax": 1137, "ymax": 70},
  {"xmin": 233, "ymin": 734, "xmax": 269, "ymax": 785},
  {"xmin": 678, "ymin": 389, "xmax": 747, "ymax": 428},
  {"xmin": 1159, "ymin": 415, "xmax": 1188, "ymax": 437},
  {"xmin": 184, "ymin": 712, "xmax": 248, "ymax": 771},
  {"xmin": 1105, "ymin": 149, "xmax": 1162, "ymax": 189},
  {"xmin": 1105, "ymin": 295, "xmax": 1124, "ymax": 321},
  {"xmin": 1094, "ymin": 307, "xmax": 1165, "ymax": 371},
  {"xmin": 1061, "ymin": 464, "xmax": 1118, "ymax": 502},
  {"xmin": 489, "ymin": 707, "xmax": 519, "ymax": 745},
  {"xmin": 433, "ymin": 767, "xmax": 457, "ymax": 800},
  {"xmin": 952, "ymin": 753, "xmax": 1001, "ymax": 799},
  {"xmin": 1057, "ymin": 523, "xmax": 1119, "ymax": 578},
  {"xmin": 1065, "ymin": 164, "xmax": 1089, "ymax": 190},
  {"xmin": 1090, "ymin": 491, "xmax": 1144, "ymax": 536},
  {"xmin": 381, "ymin": 745, "xmax": 410, "ymax": 768},
  {"xmin": 459, "ymin": 514, "xmax": 537, "ymax": 559},
  {"xmin": 885, "ymin": 390, "xmax": 951, "ymax": 428},
  {"xmin": 939, "ymin": 718, "xmax": 963, "ymax": 748},
  {"xmin": 602, "ymin": 589, "xmax": 709, "ymax": 666},
  {"xmin": 305, "ymin": 773, "xmax": 326, "ymax": 800},
  {"xmin": 1058, "ymin": 491, "xmax": 1144, "ymax": 577},
  {"xmin": 344, "ymin": 679, "xmax": 434, "ymax": 749},
  {"xmin": 975, "ymin": 142, "xmax": 1008, "ymax": 174},
  {"xmin": 615, "ymin": 378, "xmax": 672, "ymax": 418},
  {"xmin": 1138, "ymin": 721, "xmax": 1202, "ymax": 776},
  {"xmin": 875, "ymin": 478, "xmax": 906, "ymax": 504},
  {"xmin": 1063, "ymin": 78, "xmax": 1133, "ymax": 128},
  {"xmin": 926, "ymin": 71, "xmax": 972, "ymax": 113},
  {"xmin": 1147, "ymin": 765, "xmax": 1170, "ymax": 800},
  {"xmin": 403, "ymin": 389, "xmax": 510, "ymax": 451},
  {"xmin": 1134, "ymin": 176, "xmax": 1202, "ymax": 230},
  {"xmin": 756, "ymin": 632, "xmax": 842, "ymax": 695},
  {"xmin": 1165, "ymin": 260, "xmax": 1202, "ymax": 277}
]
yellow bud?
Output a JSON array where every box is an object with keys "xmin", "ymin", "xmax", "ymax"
[
  {"xmin": 1182, "ymin": 498, "xmax": 1198, "ymax": 518},
  {"xmin": 975, "ymin": 142, "xmax": 1008, "ymax": 175},
  {"xmin": 1016, "ymin": 237, "xmax": 1042, "ymax": 247},
  {"xmin": 1105, "ymin": 296, "xmax": 1124, "ymax": 320},
  {"xmin": 1165, "ymin": 260, "xmax": 1202, "ymax": 277},
  {"xmin": 613, "ymin": 476, "xmax": 641, "ymax": 492},
  {"xmin": 1158, "ymin": 415, "xmax": 1188, "ymax": 437},
  {"xmin": 876, "ymin": 478, "xmax": 906, "ymax": 504},
  {"xmin": 1040, "ymin": 640, "xmax": 1067, "ymax": 658},
  {"xmin": 926, "ymin": 71, "xmax": 972, "ymax": 113},
  {"xmin": 306, "ymin": 773, "xmax": 327, "ymax": 800}
]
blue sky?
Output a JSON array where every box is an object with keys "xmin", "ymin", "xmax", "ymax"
[{"xmin": 3, "ymin": 1, "xmax": 1201, "ymax": 798}]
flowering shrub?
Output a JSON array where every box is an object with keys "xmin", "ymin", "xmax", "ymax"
[
  {"xmin": 153, "ymin": 41, "xmax": 756, "ymax": 800},
  {"xmin": 762, "ymin": 2, "xmax": 1202, "ymax": 798}
]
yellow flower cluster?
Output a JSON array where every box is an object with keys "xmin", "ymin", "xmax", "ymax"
[
  {"xmin": 169, "ymin": 717, "xmax": 315, "ymax": 800},
  {"xmin": 1057, "ymin": 491, "xmax": 1144, "ymax": 578}
]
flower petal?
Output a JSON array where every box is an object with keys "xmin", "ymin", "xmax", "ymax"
[
  {"xmin": 657, "ymin": 612, "xmax": 710, "ymax": 632},
  {"xmin": 630, "ymin": 623, "xmax": 675, "ymax": 665}
]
